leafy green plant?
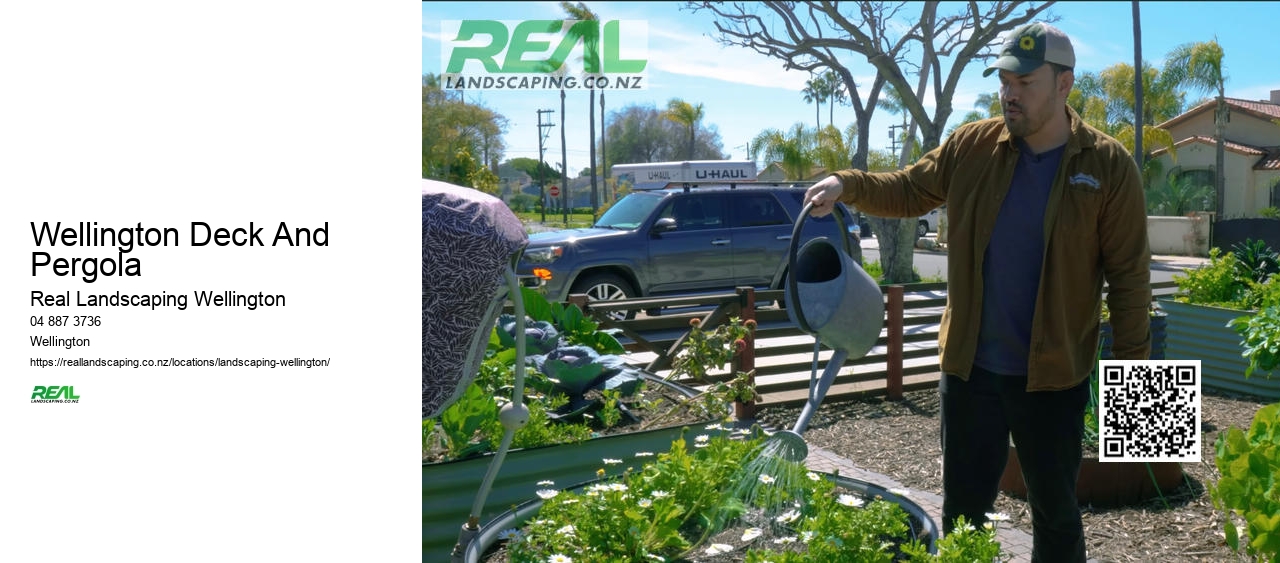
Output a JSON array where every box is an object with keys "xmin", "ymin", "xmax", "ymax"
[
  {"xmin": 1173, "ymin": 247, "xmax": 1249, "ymax": 308},
  {"xmin": 1259, "ymin": 206, "xmax": 1280, "ymax": 219},
  {"xmin": 425, "ymin": 289, "xmax": 722, "ymax": 463},
  {"xmin": 1230, "ymin": 239, "xmax": 1280, "ymax": 285},
  {"xmin": 1228, "ymin": 305, "xmax": 1280, "ymax": 380},
  {"xmin": 500, "ymin": 433, "xmax": 1002, "ymax": 562},
  {"xmin": 669, "ymin": 316, "xmax": 756, "ymax": 384},
  {"xmin": 1211, "ymin": 402, "xmax": 1280, "ymax": 561}
]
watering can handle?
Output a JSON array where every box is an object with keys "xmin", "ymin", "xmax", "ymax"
[{"xmin": 787, "ymin": 201, "xmax": 856, "ymax": 336}]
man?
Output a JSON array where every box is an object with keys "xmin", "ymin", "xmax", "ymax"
[{"xmin": 805, "ymin": 22, "xmax": 1151, "ymax": 563}]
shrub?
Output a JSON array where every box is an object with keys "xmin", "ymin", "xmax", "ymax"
[{"xmin": 1173, "ymin": 247, "xmax": 1248, "ymax": 307}]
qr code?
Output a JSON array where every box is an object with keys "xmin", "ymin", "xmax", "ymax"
[{"xmin": 1097, "ymin": 360, "xmax": 1202, "ymax": 463}]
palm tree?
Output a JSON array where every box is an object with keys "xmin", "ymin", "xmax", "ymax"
[
  {"xmin": 801, "ymin": 75, "xmax": 826, "ymax": 131},
  {"xmin": 1150, "ymin": 167, "xmax": 1215, "ymax": 216},
  {"xmin": 664, "ymin": 98, "xmax": 705, "ymax": 160},
  {"xmin": 823, "ymin": 70, "xmax": 846, "ymax": 128},
  {"xmin": 1166, "ymin": 39, "xmax": 1228, "ymax": 219},
  {"xmin": 752, "ymin": 123, "xmax": 817, "ymax": 180},
  {"xmin": 561, "ymin": 2, "xmax": 600, "ymax": 215}
]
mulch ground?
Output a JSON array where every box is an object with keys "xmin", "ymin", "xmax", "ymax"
[{"xmin": 756, "ymin": 386, "xmax": 1271, "ymax": 562}]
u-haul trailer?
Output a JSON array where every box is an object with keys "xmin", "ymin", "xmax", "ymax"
[{"xmin": 612, "ymin": 160, "xmax": 757, "ymax": 189}]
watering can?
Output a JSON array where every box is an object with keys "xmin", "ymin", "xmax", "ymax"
[{"xmin": 770, "ymin": 201, "xmax": 884, "ymax": 461}]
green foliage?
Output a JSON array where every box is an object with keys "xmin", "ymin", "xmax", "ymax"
[
  {"xmin": 1260, "ymin": 207, "xmax": 1280, "ymax": 219},
  {"xmin": 1173, "ymin": 247, "xmax": 1250, "ymax": 307},
  {"xmin": 1212, "ymin": 402, "xmax": 1280, "ymax": 561},
  {"xmin": 426, "ymin": 289, "xmax": 646, "ymax": 462},
  {"xmin": 670, "ymin": 317, "xmax": 754, "ymax": 380},
  {"xmin": 903, "ymin": 516, "xmax": 1004, "ymax": 563},
  {"xmin": 422, "ymin": 73, "xmax": 507, "ymax": 192},
  {"xmin": 1229, "ymin": 305, "xmax": 1280, "ymax": 380},
  {"xmin": 502, "ymin": 434, "xmax": 1001, "ymax": 562},
  {"xmin": 1231, "ymin": 239, "xmax": 1280, "ymax": 284}
]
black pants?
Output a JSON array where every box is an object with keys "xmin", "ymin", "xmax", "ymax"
[{"xmin": 940, "ymin": 365, "xmax": 1089, "ymax": 563}]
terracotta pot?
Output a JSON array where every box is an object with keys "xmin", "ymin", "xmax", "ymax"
[{"xmin": 998, "ymin": 446, "xmax": 1184, "ymax": 508}]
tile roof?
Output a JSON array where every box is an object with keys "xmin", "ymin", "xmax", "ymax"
[
  {"xmin": 1149, "ymin": 135, "xmax": 1265, "ymax": 158},
  {"xmin": 1156, "ymin": 97, "xmax": 1280, "ymax": 129},
  {"xmin": 1256, "ymin": 148, "xmax": 1280, "ymax": 171}
]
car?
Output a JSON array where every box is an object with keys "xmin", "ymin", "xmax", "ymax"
[
  {"xmin": 917, "ymin": 207, "xmax": 942, "ymax": 237},
  {"xmin": 517, "ymin": 183, "xmax": 862, "ymax": 319}
]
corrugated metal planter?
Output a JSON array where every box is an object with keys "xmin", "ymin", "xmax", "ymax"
[
  {"xmin": 462, "ymin": 473, "xmax": 938, "ymax": 562},
  {"xmin": 1099, "ymin": 312, "xmax": 1167, "ymax": 360},
  {"xmin": 423, "ymin": 374, "xmax": 723, "ymax": 560},
  {"xmin": 1158, "ymin": 299, "xmax": 1280, "ymax": 400}
]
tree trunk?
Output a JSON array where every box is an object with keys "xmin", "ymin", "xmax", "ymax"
[
  {"xmin": 1132, "ymin": 1, "xmax": 1144, "ymax": 167},
  {"xmin": 1215, "ymin": 94, "xmax": 1226, "ymax": 219},
  {"xmin": 589, "ymin": 88, "xmax": 598, "ymax": 216}
]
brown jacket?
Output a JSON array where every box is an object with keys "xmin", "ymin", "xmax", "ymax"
[{"xmin": 833, "ymin": 107, "xmax": 1150, "ymax": 391}]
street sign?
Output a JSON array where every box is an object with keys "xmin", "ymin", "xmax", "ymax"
[{"xmin": 548, "ymin": 185, "xmax": 560, "ymax": 197}]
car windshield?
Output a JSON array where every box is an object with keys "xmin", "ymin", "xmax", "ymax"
[{"xmin": 594, "ymin": 192, "xmax": 664, "ymax": 229}]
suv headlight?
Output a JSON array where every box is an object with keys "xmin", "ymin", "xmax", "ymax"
[{"xmin": 523, "ymin": 245, "xmax": 563, "ymax": 264}]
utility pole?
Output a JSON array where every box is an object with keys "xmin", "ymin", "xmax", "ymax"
[
  {"xmin": 537, "ymin": 109, "xmax": 555, "ymax": 222},
  {"xmin": 888, "ymin": 124, "xmax": 906, "ymax": 158}
]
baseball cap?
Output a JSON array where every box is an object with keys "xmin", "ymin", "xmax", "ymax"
[{"xmin": 983, "ymin": 22, "xmax": 1075, "ymax": 77}]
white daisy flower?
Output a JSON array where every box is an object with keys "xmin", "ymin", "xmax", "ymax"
[
  {"xmin": 638, "ymin": 498, "xmax": 653, "ymax": 508},
  {"xmin": 536, "ymin": 489, "xmax": 559, "ymax": 499},
  {"xmin": 704, "ymin": 543, "xmax": 733, "ymax": 555},
  {"xmin": 806, "ymin": 472, "xmax": 820, "ymax": 481},
  {"xmin": 548, "ymin": 555, "xmax": 572, "ymax": 563},
  {"xmin": 773, "ymin": 536, "xmax": 797, "ymax": 545},
  {"xmin": 741, "ymin": 527, "xmax": 763, "ymax": 541},
  {"xmin": 608, "ymin": 483, "xmax": 628, "ymax": 492},
  {"xmin": 695, "ymin": 434, "xmax": 710, "ymax": 443},
  {"xmin": 643, "ymin": 554, "xmax": 665, "ymax": 562},
  {"xmin": 556, "ymin": 524, "xmax": 576, "ymax": 536},
  {"xmin": 603, "ymin": 458, "xmax": 623, "ymax": 465},
  {"xmin": 651, "ymin": 490, "xmax": 671, "ymax": 499},
  {"xmin": 537, "ymin": 480, "xmax": 555, "ymax": 486},
  {"xmin": 801, "ymin": 531, "xmax": 816, "ymax": 543},
  {"xmin": 758, "ymin": 474, "xmax": 776, "ymax": 484},
  {"xmin": 776, "ymin": 509, "xmax": 801, "ymax": 524},
  {"xmin": 705, "ymin": 423, "xmax": 724, "ymax": 431},
  {"xmin": 561, "ymin": 499, "xmax": 578, "ymax": 505},
  {"xmin": 889, "ymin": 487, "xmax": 911, "ymax": 497},
  {"xmin": 837, "ymin": 494, "xmax": 865, "ymax": 508},
  {"xmin": 497, "ymin": 528, "xmax": 523, "ymax": 541},
  {"xmin": 984, "ymin": 511, "xmax": 1011, "ymax": 522},
  {"xmin": 634, "ymin": 451, "xmax": 654, "ymax": 457}
]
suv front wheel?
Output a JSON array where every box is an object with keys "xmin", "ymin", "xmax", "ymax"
[
  {"xmin": 570, "ymin": 273, "xmax": 637, "ymax": 321},
  {"xmin": 917, "ymin": 220, "xmax": 928, "ymax": 238}
]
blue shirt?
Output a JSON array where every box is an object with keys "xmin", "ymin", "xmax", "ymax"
[{"xmin": 973, "ymin": 139, "xmax": 1066, "ymax": 375}]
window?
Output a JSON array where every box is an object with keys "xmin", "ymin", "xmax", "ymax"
[
  {"xmin": 731, "ymin": 194, "xmax": 789, "ymax": 227},
  {"xmin": 1270, "ymin": 177, "xmax": 1280, "ymax": 209},
  {"xmin": 662, "ymin": 195, "xmax": 726, "ymax": 230}
]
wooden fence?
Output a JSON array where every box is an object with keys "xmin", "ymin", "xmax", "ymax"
[{"xmin": 570, "ymin": 280, "xmax": 1179, "ymax": 408}]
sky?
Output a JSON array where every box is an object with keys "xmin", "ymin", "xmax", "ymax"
[{"xmin": 423, "ymin": 2, "xmax": 1280, "ymax": 178}]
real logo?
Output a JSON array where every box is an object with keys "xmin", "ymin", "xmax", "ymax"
[
  {"xmin": 31, "ymin": 385, "xmax": 80, "ymax": 402},
  {"xmin": 441, "ymin": 20, "xmax": 648, "ymax": 91}
]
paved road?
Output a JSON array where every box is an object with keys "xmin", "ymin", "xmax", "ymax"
[{"xmin": 860, "ymin": 234, "xmax": 1194, "ymax": 285}]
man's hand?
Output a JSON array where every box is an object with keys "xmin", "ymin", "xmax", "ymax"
[{"xmin": 804, "ymin": 175, "xmax": 844, "ymax": 217}]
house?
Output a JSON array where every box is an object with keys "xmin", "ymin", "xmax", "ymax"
[
  {"xmin": 756, "ymin": 162, "xmax": 828, "ymax": 182},
  {"xmin": 1149, "ymin": 90, "xmax": 1280, "ymax": 218}
]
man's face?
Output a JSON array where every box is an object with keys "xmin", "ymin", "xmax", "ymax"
[{"xmin": 998, "ymin": 63, "xmax": 1069, "ymax": 138}]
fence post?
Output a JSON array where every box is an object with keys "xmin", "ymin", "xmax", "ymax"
[
  {"xmin": 886, "ymin": 285, "xmax": 904, "ymax": 401},
  {"xmin": 734, "ymin": 287, "xmax": 757, "ymax": 419}
]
